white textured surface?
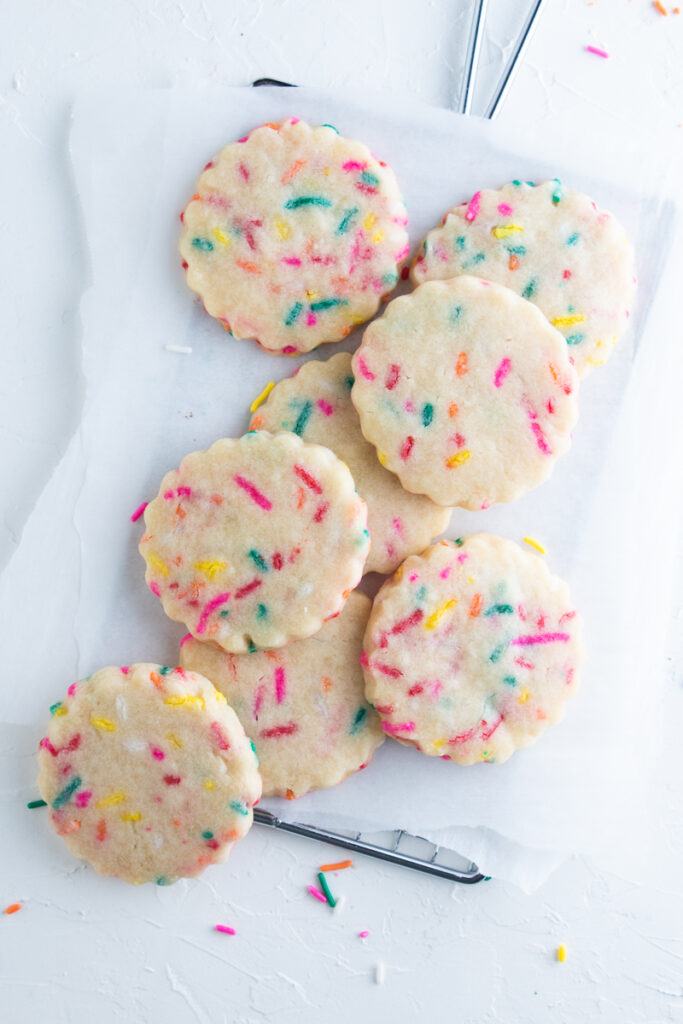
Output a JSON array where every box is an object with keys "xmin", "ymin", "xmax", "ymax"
[{"xmin": 2, "ymin": 2, "xmax": 683, "ymax": 1021}]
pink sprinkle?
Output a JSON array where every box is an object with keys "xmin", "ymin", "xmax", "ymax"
[
  {"xmin": 481, "ymin": 716, "xmax": 503, "ymax": 741},
  {"xmin": 381, "ymin": 720, "xmax": 415, "ymax": 734},
  {"xmin": 585, "ymin": 45, "xmax": 609, "ymax": 58},
  {"xmin": 308, "ymin": 885, "xmax": 328, "ymax": 904},
  {"xmin": 177, "ymin": 486, "xmax": 191, "ymax": 497},
  {"xmin": 409, "ymin": 572, "xmax": 419, "ymax": 582},
  {"xmin": 440, "ymin": 566, "xmax": 452, "ymax": 579},
  {"xmin": 392, "ymin": 517, "xmax": 404, "ymax": 536},
  {"xmin": 342, "ymin": 160, "xmax": 367, "ymax": 172},
  {"xmin": 510, "ymin": 632, "xmax": 570, "ymax": 646},
  {"xmin": 493, "ymin": 357, "xmax": 512, "ymax": 388},
  {"xmin": 150, "ymin": 746, "xmax": 165, "ymax": 761},
  {"xmin": 196, "ymin": 592, "xmax": 231, "ymax": 634},
  {"xmin": 234, "ymin": 475, "xmax": 272, "ymax": 510},
  {"xmin": 179, "ymin": 633, "xmax": 192, "ymax": 648},
  {"xmin": 457, "ymin": 552, "xmax": 468, "ymax": 563},
  {"xmin": 400, "ymin": 436, "xmax": 414, "ymax": 460},
  {"xmin": 238, "ymin": 163, "xmax": 249, "ymax": 181},
  {"xmin": 359, "ymin": 931, "xmax": 370, "ymax": 939},
  {"xmin": 130, "ymin": 501, "xmax": 148, "ymax": 523},
  {"xmin": 306, "ymin": 312, "xmax": 318, "ymax": 326},
  {"xmin": 373, "ymin": 662, "xmax": 403, "ymax": 678},
  {"xmin": 282, "ymin": 345, "xmax": 298, "ymax": 354},
  {"xmin": 121, "ymin": 666, "xmax": 130, "ymax": 674},
  {"xmin": 385, "ymin": 364, "xmax": 400, "ymax": 390},
  {"xmin": 356, "ymin": 356, "xmax": 375, "ymax": 381},
  {"xmin": 274, "ymin": 666, "xmax": 286, "ymax": 704},
  {"xmin": 282, "ymin": 256, "xmax": 302, "ymax": 266},
  {"xmin": 313, "ymin": 501, "xmax": 329, "ymax": 523},
  {"xmin": 360, "ymin": 651, "xmax": 369, "ymax": 667},
  {"xmin": 67, "ymin": 683, "xmax": 77, "ymax": 697},
  {"xmin": 75, "ymin": 790, "xmax": 92, "ymax": 808},
  {"xmin": 149, "ymin": 581, "xmax": 161, "ymax": 597},
  {"xmin": 210, "ymin": 720, "xmax": 231, "ymax": 750},
  {"xmin": 465, "ymin": 191, "xmax": 481, "ymax": 222},
  {"xmin": 235, "ymin": 578, "xmax": 262, "ymax": 600},
  {"xmin": 449, "ymin": 726, "xmax": 476, "ymax": 745},
  {"xmin": 395, "ymin": 243, "xmax": 411, "ymax": 262},
  {"xmin": 215, "ymin": 925, "xmax": 236, "ymax": 935},
  {"xmin": 530, "ymin": 421, "xmax": 552, "ymax": 455},
  {"xmin": 559, "ymin": 611, "xmax": 576, "ymax": 625},
  {"xmin": 317, "ymin": 399, "xmax": 334, "ymax": 416},
  {"xmin": 163, "ymin": 490, "xmax": 174, "ymax": 500},
  {"xmin": 498, "ymin": 203, "xmax": 513, "ymax": 215},
  {"xmin": 253, "ymin": 683, "xmax": 265, "ymax": 718}
]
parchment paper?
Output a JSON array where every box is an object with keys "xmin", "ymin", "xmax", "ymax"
[{"xmin": 2, "ymin": 86, "xmax": 681, "ymax": 890}]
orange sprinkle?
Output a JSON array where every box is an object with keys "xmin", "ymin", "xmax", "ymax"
[
  {"xmin": 96, "ymin": 819, "xmax": 107, "ymax": 842},
  {"xmin": 456, "ymin": 352, "xmax": 468, "ymax": 376},
  {"xmin": 250, "ymin": 414, "xmax": 264, "ymax": 430},
  {"xmin": 175, "ymin": 503, "xmax": 186, "ymax": 519},
  {"xmin": 285, "ymin": 789, "xmax": 296, "ymax": 800},
  {"xmin": 264, "ymin": 121, "xmax": 281, "ymax": 130},
  {"xmin": 322, "ymin": 676, "xmax": 333, "ymax": 691},
  {"xmin": 653, "ymin": 0, "xmax": 667, "ymax": 12},
  {"xmin": 549, "ymin": 363, "xmax": 559, "ymax": 382},
  {"xmin": 448, "ymin": 402, "xmax": 459, "ymax": 418},
  {"xmin": 319, "ymin": 860, "xmax": 352, "ymax": 872},
  {"xmin": 221, "ymin": 322, "xmax": 232, "ymax": 332},
  {"xmin": 4, "ymin": 903, "xmax": 21, "ymax": 915},
  {"xmin": 150, "ymin": 671, "xmax": 163, "ymax": 690},
  {"xmin": 469, "ymin": 593, "xmax": 483, "ymax": 617},
  {"xmin": 235, "ymin": 259, "xmax": 262, "ymax": 274},
  {"xmin": 192, "ymin": 192, "xmax": 201, "ymax": 201},
  {"xmin": 509, "ymin": 254, "xmax": 519, "ymax": 270},
  {"xmin": 281, "ymin": 159, "xmax": 306, "ymax": 184},
  {"xmin": 210, "ymin": 493, "xmax": 223, "ymax": 505},
  {"xmin": 173, "ymin": 818, "xmax": 182, "ymax": 827},
  {"xmin": 296, "ymin": 486, "xmax": 305, "ymax": 510}
]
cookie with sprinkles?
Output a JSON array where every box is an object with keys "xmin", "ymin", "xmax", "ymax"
[
  {"xmin": 411, "ymin": 179, "xmax": 635, "ymax": 377},
  {"xmin": 362, "ymin": 535, "xmax": 582, "ymax": 765},
  {"xmin": 250, "ymin": 353, "xmax": 451, "ymax": 574},
  {"xmin": 179, "ymin": 118, "xmax": 409, "ymax": 355},
  {"xmin": 139, "ymin": 431, "xmax": 369, "ymax": 652},
  {"xmin": 37, "ymin": 664, "xmax": 261, "ymax": 885},
  {"xmin": 180, "ymin": 591, "xmax": 384, "ymax": 798},
  {"xmin": 351, "ymin": 276, "xmax": 579, "ymax": 509}
]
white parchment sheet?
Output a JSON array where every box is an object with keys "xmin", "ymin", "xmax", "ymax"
[{"xmin": 2, "ymin": 87, "xmax": 681, "ymax": 890}]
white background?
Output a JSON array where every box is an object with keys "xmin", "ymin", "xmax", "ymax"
[{"xmin": 1, "ymin": 2, "xmax": 682, "ymax": 1021}]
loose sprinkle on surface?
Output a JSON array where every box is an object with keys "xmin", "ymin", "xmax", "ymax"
[
  {"xmin": 27, "ymin": 799, "xmax": 47, "ymax": 809},
  {"xmin": 307, "ymin": 884, "xmax": 328, "ymax": 904},
  {"xmin": 4, "ymin": 903, "xmax": 21, "ymax": 915},
  {"xmin": 164, "ymin": 344, "xmax": 193, "ymax": 354},
  {"xmin": 585, "ymin": 45, "xmax": 609, "ymax": 58},
  {"xmin": 250, "ymin": 381, "xmax": 275, "ymax": 412},
  {"xmin": 319, "ymin": 859, "xmax": 352, "ymax": 872},
  {"xmin": 523, "ymin": 536, "xmax": 546, "ymax": 554},
  {"xmin": 557, "ymin": 944, "xmax": 567, "ymax": 962},
  {"xmin": 215, "ymin": 924, "xmax": 236, "ymax": 935},
  {"xmin": 317, "ymin": 872, "xmax": 337, "ymax": 908}
]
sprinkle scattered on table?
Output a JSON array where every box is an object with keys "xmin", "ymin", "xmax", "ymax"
[
  {"xmin": 374, "ymin": 961, "xmax": 386, "ymax": 985},
  {"xmin": 319, "ymin": 859, "xmax": 352, "ymax": 872},
  {"xmin": 653, "ymin": 0, "xmax": 668, "ymax": 14},
  {"xmin": 523, "ymin": 536, "xmax": 546, "ymax": 554},
  {"xmin": 556, "ymin": 944, "xmax": 567, "ymax": 962},
  {"xmin": 27, "ymin": 799, "xmax": 47, "ymax": 809},
  {"xmin": 585, "ymin": 45, "xmax": 609, "ymax": 58},
  {"xmin": 359, "ymin": 930, "xmax": 370, "ymax": 939},
  {"xmin": 317, "ymin": 871, "xmax": 337, "ymax": 908},
  {"xmin": 164, "ymin": 344, "xmax": 193, "ymax": 354},
  {"xmin": 4, "ymin": 903, "xmax": 21, "ymax": 915},
  {"xmin": 250, "ymin": 381, "xmax": 275, "ymax": 413},
  {"xmin": 307, "ymin": 884, "xmax": 328, "ymax": 904},
  {"xmin": 215, "ymin": 924, "xmax": 236, "ymax": 935}
]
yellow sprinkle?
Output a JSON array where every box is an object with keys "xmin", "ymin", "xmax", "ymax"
[
  {"xmin": 518, "ymin": 688, "xmax": 530, "ymax": 704},
  {"xmin": 377, "ymin": 451, "xmax": 388, "ymax": 467},
  {"xmin": 97, "ymin": 792, "xmax": 126, "ymax": 808},
  {"xmin": 164, "ymin": 694, "xmax": 205, "ymax": 709},
  {"xmin": 194, "ymin": 560, "xmax": 227, "ymax": 580},
  {"xmin": 213, "ymin": 690, "xmax": 226, "ymax": 703},
  {"xmin": 394, "ymin": 565, "xmax": 404, "ymax": 581},
  {"xmin": 523, "ymin": 536, "xmax": 546, "ymax": 554},
  {"xmin": 306, "ymin": 289, "xmax": 318, "ymax": 300},
  {"xmin": 364, "ymin": 212, "xmax": 376, "ymax": 231},
  {"xmin": 324, "ymin": 167, "xmax": 330, "ymax": 175},
  {"xmin": 121, "ymin": 813, "xmax": 142, "ymax": 822},
  {"xmin": 372, "ymin": 232, "xmax": 384, "ymax": 244},
  {"xmin": 275, "ymin": 218, "xmax": 290, "ymax": 240},
  {"xmin": 54, "ymin": 706, "xmax": 68, "ymax": 716},
  {"xmin": 91, "ymin": 716, "xmax": 116, "ymax": 731},
  {"xmin": 425, "ymin": 598, "xmax": 458, "ymax": 631},
  {"xmin": 147, "ymin": 553, "xmax": 170, "ymax": 577},
  {"xmin": 212, "ymin": 227, "xmax": 231, "ymax": 246},
  {"xmin": 249, "ymin": 380, "xmax": 275, "ymax": 413},
  {"xmin": 552, "ymin": 314, "xmax": 585, "ymax": 328},
  {"xmin": 433, "ymin": 738, "xmax": 446, "ymax": 749},
  {"xmin": 492, "ymin": 224, "xmax": 524, "ymax": 238},
  {"xmin": 446, "ymin": 450, "xmax": 471, "ymax": 468},
  {"xmin": 166, "ymin": 733, "xmax": 183, "ymax": 748},
  {"xmin": 556, "ymin": 945, "xmax": 567, "ymax": 963},
  {"xmin": 204, "ymin": 779, "xmax": 215, "ymax": 790}
]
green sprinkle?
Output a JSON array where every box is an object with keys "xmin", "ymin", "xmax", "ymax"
[
  {"xmin": 566, "ymin": 232, "xmax": 580, "ymax": 246},
  {"xmin": 463, "ymin": 252, "xmax": 485, "ymax": 269},
  {"xmin": 359, "ymin": 170, "xmax": 380, "ymax": 188},
  {"xmin": 285, "ymin": 301, "xmax": 303, "ymax": 326},
  {"xmin": 454, "ymin": 538, "xmax": 464, "ymax": 547},
  {"xmin": 489, "ymin": 645, "xmax": 506, "ymax": 664},
  {"xmin": 526, "ymin": 180, "xmax": 536, "ymax": 187},
  {"xmin": 336, "ymin": 207, "xmax": 359, "ymax": 234},
  {"xmin": 512, "ymin": 179, "xmax": 522, "ymax": 186},
  {"xmin": 416, "ymin": 585, "xmax": 427, "ymax": 602},
  {"xmin": 484, "ymin": 604, "xmax": 514, "ymax": 616},
  {"xmin": 191, "ymin": 237, "xmax": 214, "ymax": 251},
  {"xmin": 320, "ymin": 123, "xmax": 339, "ymax": 133},
  {"xmin": 219, "ymin": 609, "xmax": 230, "ymax": 618},
  {"xmin": 350, "ymin": 707, "xmax": 367, "ymax": 735},
  {"xmin": 248, "ymin": 549, "xmax": 269, "ymax": 572},
  {"xmin": 382, "ymin": 271, "xmax": 398, "ymax": 287},
  {"xmin": 566, "ymin": 332, "xmax": 585, "ymax": 345},
  {"xmin": 503, "ymin": 676, "xmax": 517, "ymax": 686},
  {"xmin": 506, "ymin": 245, "xmax": 526, "ymax": 256},
  {"xmin": 551, "ymin": 179, "xmax": 562, "ymax": 205},
  {"xmin": 160, "ymin": 666, "xmax": 172, "ymax": 675},
  {"xmin": 317, "ymin": 871, "xmax": 337, "ymax": 908},
  {"xmin": 202, "ymin": 830, "xmax": 214, "ymax": 839},
  {"xmin": 422, "ymin": 403, "xmax": 434, "ymax": 427},
  {"xmin": 53, "ymin": 776, "xmax": 82, "ymax": 809},
  {"xmin": 309, "ymin": 298, "xmax": 348, "ymax": 312},
  {"xmin": 230, "ymin": 800, "xmax": 249, "ymax": 816},
  {"xmin": 248, "ymin": 640, "xmax": 258, "ymax": 653},
  {"xmin": 49, "ymin": 701, "xmax": 62, "ymax": 715},
  {"xmin": 293, "ymin": 400, "xmax": 313, "ymax": 436},
  {"xmin": 156, "ymin": 876, "xmax": 171, "ymax": 886},
  {"xmin": 284, "ymin": 196, "xmax": 332, "ymax": 209},
  {"xmin": 455, "ymin": 236, "xmax": 466, "ymax": 251},
  {"xmin": 450, "ymin": 305, "xmax": 463, "ymax": 323},
  {"xmin": 27, "ymin": 799, "xmax": 47, "ymax": 809},
  {"xmin": 256, "ymin": 603, "xmax": 268, "ymax": 619},
  {"xmin": 522, "ymin": 278, "xmax": 538, "ymax": 300},
  {"xmin": 344, "ymin": 375, "xmax": 354, "ymax": 389}
]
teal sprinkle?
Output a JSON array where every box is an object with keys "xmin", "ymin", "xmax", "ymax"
[
  {"xmin": 484, "ymin": 604, "xmax": 514, "ymax": 616},
  {"xmin": 284, "ymin": 196, "xmax": 332, "ymax": 209},
  {"xmin": 219, "ymin": 609, "xmax": 230, "ymax": 618},
  {"xmin": 512, "ymin": 179, "xmax": 522, "ymax": 186},
  {"xmin": 450, "ymin": 305, "xmax": 463, "ymax": 323},
  {"xmin": 506, "ymin": 245, "xmax": 526, "ymax": 256},
  {"xmin": 350, "ymin": 707, "xmax": 367, "ymax": 735},
  {"xmin": 568, "ymin": 305, "xmax": 575, "ymax": 313},
  {"xmin": 49, "ymin": 701, "xmax": 62, "ymax": 715},
  {"xmin": 230, "ymin": 800, "xmax": 249, "ymax": 816},
  {"xmin": 551, "ymin": 179, "xmax": 562, "ymax": 205},
  {"xmin": 249, "ymin": 739, "xmax": 257, "ymax": 756},
  {"xmin": 191, "ymin": 237, "xmax": 214, "ymax": 251},
  {"xmin": 566, "ymin": 232, "xmax": 580, "ymax": 246},
  {"xmin": 248, "ymin": 549, "xmax": 269, "ymax": 572},
  {"xmin": 345, "ymin": 375, "xmax": 354, "ymax": 389},
  {"xmin": 202, "ymin": 830, "xmax": 214, "ymax": 839},
  {"xmin": 360, "ymin": 170, "xmax": 380, "ymax": 188},
  {"xmin": 503, "ymin": 676, "xmax": 517, "ymax": 686},
  {"xmin": 526, "ymin": 180, "xmax": 536, "ymax": 187},
  {"xmin": 156, "ymin": 876, "xmax": 172, "ymax": 886},
  {"xmin": 309, "ymin": 298, "xmax": 349, "ymax": 311},
  {"xmin": 455, "ymin": 236, "xmax": 466, "ymax": 252},
  {"xmin": 489, "ymin": 645, "xmax": 506, "ymax": 664},
  {"xmin": 285, "ymin": 301, "xmax": 303, "ymax": 326},
  {"xmin": 522, "ymin": 278, "xmax": 538, "ymax": 300},
  {"xmin": 416, "ymin": 585, "xmax": 427, "ymax": 602},
  {"xmin": 248, "ymin": 640, "xmax": 258, "ymax": 653},
  {"xmin": 53, "ymin": 776, "xmax": 81, "ymax": 810},
  {"xmin": 293, "ymin": 400, "xmax": 313, "ymax": 436},
  {"xmin": 160, "ymin": 666, "xmax": 171, "ymax": 675},
  {"xmin": 422, "ymin": 403, "xmax": 434, "ymax": 427},
  {"xmin": 566, "ymin": 333, "xmax": 585, "ymax": 345},
  {"xmin": 382, "ymin": 271, "xmax": 398, "ymax": 287},
  {"xmin": 463, "ymin": 252, "xmax": 485, "ymax": 269},
  {"xmin": 336, "ymin": 207, "xmax": 359, "ymax": 234},
  {"xmin": 256, "ymin": 604, "xmax": 268, "ymax": 619},
  {"xmin": 320, "ymin": 123, "xmax": 339, "ymax": 133},
  {"xmin": 454, "ymin": 538, "xmax": 464, "ymax": 547}
]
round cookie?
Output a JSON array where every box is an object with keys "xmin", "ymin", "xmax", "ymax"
[
  {"xmin": 180, "ymin": 590, "xmax": 384, "ymax": 799},
  {"xmin": 411, "ymin": 179, "xmax": 635, "ymax": 377},
  {"xmin": 251, "ymin": 353, "xmax": 451, "ymax": 574},
  {"xmin": 37, "ymin": 664, "xmax": 261, "ymax": 885},
  {"xmin": 140, "ymin": 432, "xmax": 369, "ymax": 652},
  {"xmin": 351, "ymin": 276, "xmax": 579, "ymax": 509},
  {"xmin": 179, "ymin": 118, "xmax": 409, "ymax": 355},
  {"xmin": 362, "ymin": 536, "xmax": 582, "ymax": 765}
]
